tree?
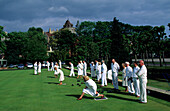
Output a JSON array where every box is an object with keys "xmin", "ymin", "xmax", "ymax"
[
  {"xmin": 5, "ymin": 27, "xmax": 48, "ymax": 64},
  {"xmin": 0, "ymin": 26, "xmax": 7, "ymax": 55},
  {"xmin": 153, "ymin": 26, "xmax": 167, "ymax": 67},
  {"xmin": 110, "ymin": 17, "xmax": 129, "ymax": 64}
]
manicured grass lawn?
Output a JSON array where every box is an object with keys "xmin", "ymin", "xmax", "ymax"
[{"xmin": 0, "ymin": 68, "xmax": 170, "ymax": 111}]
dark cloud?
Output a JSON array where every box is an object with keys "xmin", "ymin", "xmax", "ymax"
[{"xmin": 0, "ymin": 0, "xmax": 169, "ymax": 33}]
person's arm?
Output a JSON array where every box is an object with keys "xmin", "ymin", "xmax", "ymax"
[{"xmin": 137, "ymin": 67, "xmax": 145, "ymax": 77}]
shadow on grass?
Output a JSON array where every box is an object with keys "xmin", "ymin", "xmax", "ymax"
[
  {"xmin": 47, "ymin": 76, "xmax": 55, "ymax": 78},
  {"xmin": 44, "ymin": 82, "xmax": 59, "ymax": 84},
  {"xmin": 66, "ymin": 94, "xmax": 94, "ymax": 100},
  {"xmin": 29, "ymin": 73, "xmax": 40, "ymax": 75},
  {"xmin": 105, "ymin": 94, "xmax": 139, "ymax": 102}
]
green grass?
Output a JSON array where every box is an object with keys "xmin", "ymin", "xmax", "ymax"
[{"xmin": 0, "ymin": 69, "xmax": 170, "ymax": 111}]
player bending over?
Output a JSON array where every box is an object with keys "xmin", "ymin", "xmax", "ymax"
[{"xmin": 77, "ymin": 76, "xmax": 104, "ymax": 100}]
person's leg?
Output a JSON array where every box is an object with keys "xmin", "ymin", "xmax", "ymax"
[
  {"xmin": 133, "ymin": 78, "xmax": 137, "ymax": 95},
  {"xmin": 115, "ymin": 76, "xmax": 118, "ymax": 89},
  {"xmin": 101, "ymin": 73, "xmax": 104, "ymax": 86},
  {"xmin": 130, "ymin": 81, "xmax": 135, "ymax": 94},
  {"xmin": 73, "ymin": 71, "xmax": 75, "ymax": 76},
  {"xmin": 104, "ymin": 72, "xmax": 107, "ymax": 86},
  {"xmin": 139, "ymin": 80, "xmax": 143, "ymax": 102},
  {"xmin": 77, "ymin": 92, "xmax": 85, "ymax": 100},
  {"xmin": 136, "ymin": 79, "xmax": 140, "ymax": 97},
  {"xmin": 142, "ymin": 80, "xmax": 147, "ymax": 103},
  {"xmin": 77, "ymin": 75, "xmax": 79, "ymax": 79},
  {"xmin": 127, "ymin": 79, "xmax": 131, "ymax": 93},
  {"xmin": 112, "ymin": 74, "xmax": 115, "ymax": 88}
]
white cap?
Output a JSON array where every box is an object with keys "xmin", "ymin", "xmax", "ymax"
[
  {"xmin": 125, "ymin": 62, "xmax": 130, "ymax": 65},
  {"xmin": 91, "ymin": 62, "xmax": 94, "ymax": 63}
]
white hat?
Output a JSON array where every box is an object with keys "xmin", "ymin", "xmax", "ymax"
[
  {"xmin": 91, "ymin": 62, "xmax": 94, "ymax": 63},
  {"xmin": 125, "ymin": 62, "xmax": 130, "ymax": 65}
]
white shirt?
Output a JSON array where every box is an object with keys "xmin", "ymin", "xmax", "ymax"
[
  {"xmin": 54, "ymin": 65, "xmax": 59, "ymax": 69},
  {"xmin": 101, "ymin": 63, "xmax": 107, "ymax": 73},
  {"xmin": 47, "ymin": 62, "xmax": 50, "ymax": 67},
  {"xmin": 97, "ymin": 65, "xmax": 101, "ymax": 74},
  {"xmin": 133, "ymin": 66, "xmax": 140, "ymax": 78},
  {"xmin": 59, "ymin": 61, "xmax": 62, "ymax": 68},
  {"xmin": 70, "ymin": 63, "xmax": 74, "ymax": 71},
  {"xmin": 137, "ymin": 65, "xmax": 147, "ymax": 79},
  {"xmin": 77, "ymin": 63, "xmax": 83, "ymax": 71},
  {"xmin": 90, "ymin": 64, "xmax": 95, "ymax": 71},
  {"xmin": 111, "ymin": 62, "xmax": 120, "ymax": 73},
  {"xmin": 83, "ymin": 62, "xmax": 87, "ymax": 70},
  {"xmin": 125, "ymin": 66, "xmax": 133, "ymax": 78},
  {"xmin": 34, "ymin": 63, "xmax": 37, "ymax": 68},
  {"xmin": 85, "ymin": 79, "xmax": 97, "ymax": 94}
]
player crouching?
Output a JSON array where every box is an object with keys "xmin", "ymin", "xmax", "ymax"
[{"xmin": 77, "ymin": 76, "xmax": 105, "ymax": 100}]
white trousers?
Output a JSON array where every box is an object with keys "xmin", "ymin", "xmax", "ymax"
[
  {"xmin": 38, "ymin": 67, "xmax": 41, "ymax": 73},
  {"xmin": 139, "ymin": 78, "xmax": 147, "ymax": 103},
  {"xmin": 69, "ymin": 70, "xmax": 75, "ymax": 76},
  {"xmin": 83, "ymin": 69, "xmax": 87, "ymax": 76},
  {"xmin": 127, "ymin": 78, "xmax": 135, "ymax": 93},
  {"xmin": 97, "ymin": 72, "xmax": 101, "ymax": 81},
  {"xmin": 34, "ymin": 67, "xmax": 37, "ymax": 74},
  {"xmin": 51, "ymin": 66, "xmax": 54, "ymax": 71},
  {"xmin": 133, "ymin": 78, "xmax": 140, "ymax": 96},
  {"xmin": 83, "ymin": 88, "xmax": 96, "ymax": 97},
  {"xmin": 91, "ymin": 70, "xmax": 95, "ymax": 77},
  {"xmin": 101, "ymin": 72, "xmax": 107, "ymax": 86},
  {"xmin": 47, "ymin": 66, "xmax": 50, "ymax": 71},
  {"xmin": 112, "ymin": 73, "xmax": 118, "ymax": 89}
]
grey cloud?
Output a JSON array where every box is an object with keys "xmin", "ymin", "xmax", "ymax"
[{"xmin": 0, "ymin": 0, "xmax": 170, "ymax": 32}]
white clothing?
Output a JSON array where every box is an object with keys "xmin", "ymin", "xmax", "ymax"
[
  {"xmin": 90, "ymin": 64, "xmax": 95, "ymax": 77},
  {"xmin": 97, "ymin": 65, "xmax": 101, "ymax": 81},
  {"xmin": 122, "ymin": 67, "xmax": 128, "ymax": 86},
  {"xmin": 51, "ymin": 62, "xmax": 54, "ymax": 71},
  {"xmin": 101, "ymin": 63, "xmax": 107, "ymax": 86},
  {"xmin": 133, "ymin": 66, "xmax": 140, "ymax": 96},
  {"xmin": 111, "ymin": 62, "xmax": 120, "ymax": 75},
  {"xmin": 95, "ymin": 62, "xmax": 99, "ymax": 76},
  {"xmin": 38, "ymin": 62, "xmax": 41, "ymax": 73},
  {"xmin": 137, "ymin": 65, "xmax": 147, "ymax": 103},
  {"xmin": 83, "ymin": 79, "xmax": 98, "ymax": 97},
  {"xmin": 111, "ymin": 62, "xmax": 120, "ymax": 89},
  {"xmin": 133, "ymin": 66, "xmax": 140, "ymax": 78},
  {"xmin": 69, "ymin": 63, "xmax": 75, "ymax": 76},
  {"xmin": 54, "ymin": 65, "xmax": 59, "ymax": 75},
  {"xmin": 126, "ymin": 66, "xmax": 135, "ymax": 93},
  {"xmin": 83, "ymin": 62, "xmax": 87, "ymax": 76},
  {"xmin": 77, "ymin": 63, "xmax": 83, "ymax": 75},
  {"xmin": 34, "ymin": 62, "xmax": 37, "ymax": 75},
  {"xmin": 47, "ymin": 62, "xmax": 50, "ymax": 71},
  {"xmin": 57, "ymin": 69, "xmax": 64, "ymax": 81},
  {"xmin": 59, "ymin": 61, "xmax": 62, "ymax": 69}
]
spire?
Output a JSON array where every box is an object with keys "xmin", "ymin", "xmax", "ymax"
[{"xmin": 49, "ymin": 28, "xmax": 51, "ymax": 34}]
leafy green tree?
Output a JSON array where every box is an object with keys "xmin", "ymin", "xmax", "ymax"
[
  {"xmin": 5, "ymin": 32, "xmax": 27, "ymax": 64},
  {"xmin": 0, "ymin": 26, "xmax": 7, "ymax": 54}
]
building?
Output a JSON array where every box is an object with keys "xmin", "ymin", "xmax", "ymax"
[{"xmin": 45, "ymin": 20, "xmax": 76, "ymax": 56}]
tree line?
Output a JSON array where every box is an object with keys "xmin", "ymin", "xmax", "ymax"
[
  {"xmin": 0, "ymin": 18, "xmax": 170, "ymax": 66},
  {"xmin": 49, "ymin": 18, "xmax": 170, "ymax": 67}
]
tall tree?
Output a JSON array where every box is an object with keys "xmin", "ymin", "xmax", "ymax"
[
  {"xmin": 0, "ymin": 26, "xmax": 7, "ymax": 55},
  {"xmin": 110, "ymin": 17, "xmax": 129, "ymax": 64}
]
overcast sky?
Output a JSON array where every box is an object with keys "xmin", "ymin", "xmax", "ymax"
[{"xmin": 0, "ymin": 0, "xmax": 170, "ymax": 33}]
